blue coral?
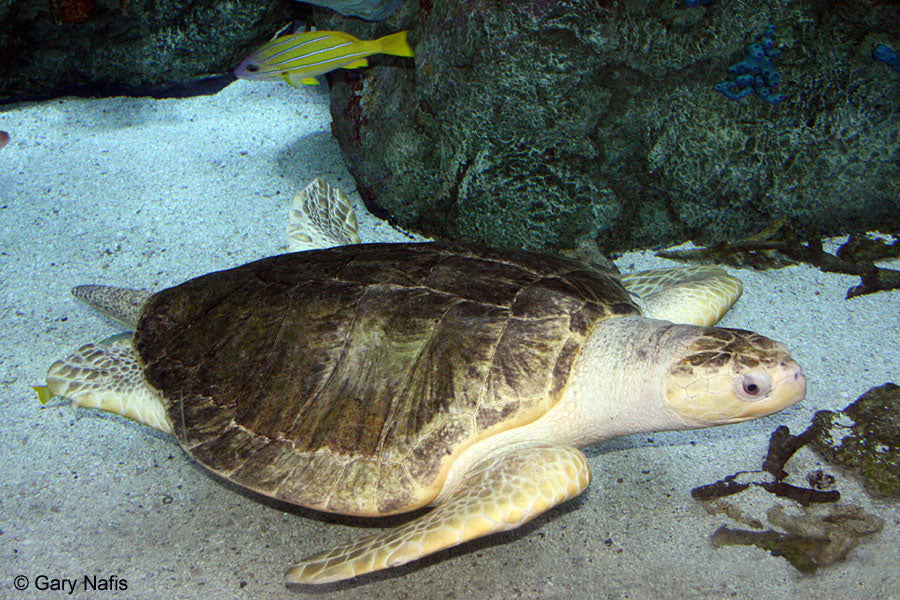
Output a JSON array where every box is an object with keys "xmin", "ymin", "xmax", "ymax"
[
  {"xmin": 873, "ymin": 43, "xmax": 900, "ymax": 73},
  {"xmin": 715, "ymin": 26, "xmax": 786, "ymax": 104}
]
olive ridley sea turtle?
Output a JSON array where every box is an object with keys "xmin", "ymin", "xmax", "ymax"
[{"xmin": 36, "ymin": 178, "xmax": 806, "ymax": 585}]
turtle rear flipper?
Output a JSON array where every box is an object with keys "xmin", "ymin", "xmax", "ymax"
[
  {"xmin": 286, "ymin": 178, "xmax": 361, "ymax": 252},
  {"xmin": 622, "ymin": 266, "xmax": 743, "ymax": 326},
  {"xmin": 72, "ymin": 285, "xmax": 150, "ymax": 328},
  {"xmin": 44, "ymin": 339, "xmax": 172, "ymax": 434},
  {"xmin": 284, "ymin": 444, "xmax": 590, "ymax": 585}
]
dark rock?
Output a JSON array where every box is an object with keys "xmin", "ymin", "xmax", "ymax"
[
  {"xmin": 320, "ymin": 0, "xmax": 900, "ymax": 252},
  {"xmin": 0, "ymin": 0, "xmax": 296, "ymax": 102},
  {"xmin": 809, "ymin": 382, "xmax": 900, "ymax": 498},
  {"xmin": 303, "ymin": 0, "xmax": 401, "ymax": 21}
]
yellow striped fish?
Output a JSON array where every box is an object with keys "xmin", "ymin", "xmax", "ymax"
[{"xmin": 235, "ymin": 30, "xmax": 413, "ymax": 88}]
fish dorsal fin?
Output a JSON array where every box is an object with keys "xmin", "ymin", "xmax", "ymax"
[
  {"xmin": 286, "ymin": 178, "xmax": 361, "ymax": 252},
  {"xmin": 271, "ymin": 20, "xmax": 295, "ymax": 40}
]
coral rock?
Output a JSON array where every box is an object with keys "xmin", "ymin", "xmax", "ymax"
[
  {"xmin": 809, "ymin": 383, "xmax": 900, "ymax": 498},
  {"xmin": 321, "ymin": 1, "xmax": 900, "ymax": 252}
]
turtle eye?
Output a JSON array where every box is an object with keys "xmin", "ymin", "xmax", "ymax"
[{"xmin": 735, "ymin": 372, "xmax": 771, "ymax": 401}]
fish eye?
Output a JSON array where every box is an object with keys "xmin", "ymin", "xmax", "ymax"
[
  {"xmin": 246, "ymin": 64, "xmax": 259, "ymax": 73},
  {"xmin": 734, "ymin": 372, "xmax": 771, "ymax": 401}
]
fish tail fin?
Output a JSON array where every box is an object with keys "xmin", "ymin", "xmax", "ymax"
[{"xmin": 374, "ymin": 30, "xmax": 414, "ymax": 58}]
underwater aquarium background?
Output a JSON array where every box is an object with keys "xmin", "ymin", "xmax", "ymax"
[{"xmin": 0, "ymin": 0, "xmax": 898, "ymax": 597}]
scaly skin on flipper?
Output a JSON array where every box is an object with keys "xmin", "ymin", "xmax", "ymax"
[
  {"xmin": 45, "ymin": 339, "xmax": 171, "ymax": 434},
  {"xmin": 285, "ymin": 444, "xmax": 590, "ymax": 584},
  {"xmin": 71, "ymin": 285, "xmax": 150, "ymax": 328},
  {"xmin": 622, "ymin": 266, "xmax": 743, "ymax": 326},
  {"xmin": 286, "ymin": 177, "xmax": 361, "ymax": 252}
]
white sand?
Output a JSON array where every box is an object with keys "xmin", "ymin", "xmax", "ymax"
[{"xmin": 1, "ymin": 81, "xmax": 897, "ymax": 599}]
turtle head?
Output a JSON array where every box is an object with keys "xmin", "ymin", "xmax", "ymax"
[{"xmin": 662, "ymin": 326, "xmax": 805, "ymax": 427}]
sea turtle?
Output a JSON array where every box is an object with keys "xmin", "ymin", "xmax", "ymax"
[{"xmin": 36, "ymin": 179, "xmax": 806, "ymax": 585}]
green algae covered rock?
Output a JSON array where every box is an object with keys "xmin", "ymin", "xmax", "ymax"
[
  {"xmin": 810, "ymin": 383, "xmax": 900, "ymax": 498},
  {"xmin": 0, "ymin": 0, "xmax": 294, "ymax": 101},
  {"xmin": 320, "ymin": 1, "xmax": 900, "ymax": 252}
]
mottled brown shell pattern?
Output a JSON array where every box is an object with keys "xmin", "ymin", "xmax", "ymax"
[{"xmin": 135, "ymin": 242, "xmax": 638, "ymax": 516}]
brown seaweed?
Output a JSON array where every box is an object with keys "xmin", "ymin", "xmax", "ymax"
[
  {"xmin": 710, "ymin": 504, "xmax": 884, "ymax": 573},
  {"xmin": 762, "ymin": 424, "xmax": 812, "ymax": 480},
  {"xmin": 711, "ymin": 526, "xmax": 821, "ymax": 572},
  {"xmin": 658, "ymin": 224, "xmax": 900, "ymax": 298},
  {"xmin": 695, "ymin": 390, "xmax": 894, "ymax": 573},
  {"xmin": 702, "ymin": 499, "xmax": 764, "ymax": 529},
  {"xmin": 691, "ymin": 475, "xmax": 752, "ymax": 501},
  {"xmin": 692, "ymin": 425, "xmax": 840, "ymax": 505},
  {"xmin": 836, "ymin": 235, "xmax": 900, "ymax": 263},
  {"xmin": 757, "ymin": 481, "xmax": 841, "ymax": 507}
]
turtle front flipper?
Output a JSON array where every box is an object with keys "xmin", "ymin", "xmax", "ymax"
[
  {"xmin": 622, "ymin": 266, "xmax": 743, "ymax": 327},
  {"xmin": 284, "ymin": 444, "xmax": 590, "ymax": 585},
  {"xmin": 286, "ymin": 178, "xmax": 361, "ymax": 252},
  {"xmin": 41, "ymin": 339, "xmax": 172, "ymax": 434}
]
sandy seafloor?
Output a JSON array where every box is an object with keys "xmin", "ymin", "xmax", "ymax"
[{"xmin": 0, "ymin": 80, "xmax": 897, "ymax": 600}]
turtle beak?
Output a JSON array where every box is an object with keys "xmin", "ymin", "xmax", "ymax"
[{"xmin": 758, "ymin": 359, "xmax": 805, "ymax": 415}]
